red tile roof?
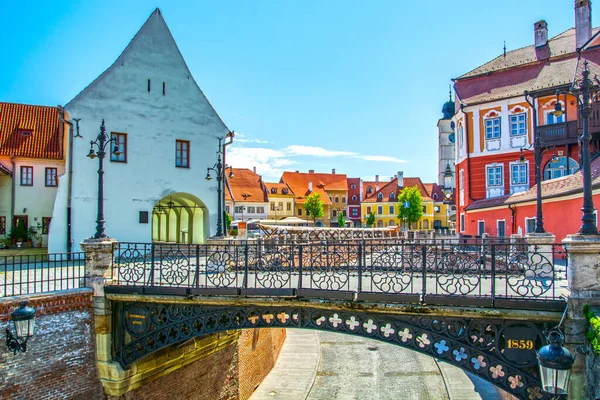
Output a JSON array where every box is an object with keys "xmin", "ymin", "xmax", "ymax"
[
  {"xmin": 264, "ymin": 182, "xmax": 294, "ymax": 196},
  {"xmin": 0, "ymin": 102, "xmax": 64, "ymax": 159},
  {"xmin": 423, "ymin": 183, "xmax": 445, "ymax": 201},
  {"xmin": 363, "ymin": 177, "xmax": 432, "ymax": 203},
  {"xmin": 454, "ymin": 27, "xmax": 600, "ymax": 105},
  {"xmin": 466, "ymin": 156, "xmax": 600, "ymax": 211},
  {"xmin": 225, "ymin": 168, "xmax": 268, "ymax": 203},
  {"xmin": 281, "ymin": 171, "xmax": 348, "ymax": 205}
]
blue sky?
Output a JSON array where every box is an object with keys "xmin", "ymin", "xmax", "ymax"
[{"xmin": 0, "ymin": 0, "xmax": 594, "ymax": 182}]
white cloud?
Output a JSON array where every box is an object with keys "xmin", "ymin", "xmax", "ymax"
[
  {"xmin": 359, "ymin": 155, "xmax": 408, "ymax": 163},
  {"xmin": 226, "ymin": 146, "xmax": 296, "ymax": 181},
  {"xmin": 233, "ymin": 132, "xmax": 269, "ymax": 144},
  {"xmin": 284, "ymin": 145, "xmax": 357, "ymax": 157}
]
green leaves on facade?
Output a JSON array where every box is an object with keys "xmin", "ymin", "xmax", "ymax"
[
  {"xmin": 304, "ymin": 192, "xmax": 324, "ymax": 222},
  {"xmin": 366, "ymin": 211, "xmax": 376, "ymax": 227},
  {"xmin": 337, "ymin": 212, "xmax": 346, "ymax": 227},
  {"xmin": 397, "ymin": 186, "xmax": 424, "ymax": 226}
]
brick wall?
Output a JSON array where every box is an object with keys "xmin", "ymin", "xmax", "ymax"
[
  {"xmin": 110, "ymin": 333, "xmax": 240, "ymax": 400},
  {"xmin": 0, "ymin": 289, "xmax": 104, "ymax": 399},
  {"xmin": 238, "ymin": 328, "xmax": 286, "ymax": 400}
]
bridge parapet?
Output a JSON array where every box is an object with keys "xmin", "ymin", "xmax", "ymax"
[
  {"xmin": 107, "ymin": 239, "xmax": 568, "ymax": 312},
  {"xmin": 563, "ymin": 234, "xmax": 600, "ymax": 399}
]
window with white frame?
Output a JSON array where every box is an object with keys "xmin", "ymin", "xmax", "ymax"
[
  {"xmin": 377, "ymin": 206, "xmax": 383, "ymax": 214},
  {"xmin": 477, "ymin": 221, "xmax": 485, "ymax": 236},
  {"xmin": 497, "ymin": 220, "xmax": 506, "ymax": 237},
  {"xmin": 485, "ymin": 117, "xmax": 501, "ymax": 139},
  {"xmin": 390, "ymin": 192, "xmax": 395, "ymax": 200},
  {"xmin": 509, "ymin": 113, "xmax": 527, "ymax": 136},
  {"xmin": 511, "ymin": 163, "xmax": 528, "ymax": 185},
  {"xmin": 377, "ymin": 193, "xmax": 383, "ymax": 200},
  {"xmin": 235, "ymin": 206, "xmax": 244, "ymax": 213},
  {"xmin": 247, "ymin": 206, "xmax": 256, "ymax": 213},
  {"xmin": 546, "ymin": 111, "xmax": 564, "ymax": 125},
  {"xmin": 458, "ymin": 125, "xmax": 464, "ymax": 147},
  {"xmin": 257, "ymin": 206, "xmax": 265, "ymax": 213},
  {"xmin": 352, "ymin": 195, "xmax": 357, "ymax": 201},
  {"xmin": 351, "ymin": 208, "xmax": 358, "ymax": 217},
  {"xmin": 525, "ymin": 218, "xmax": 536, "ymax": 234},
  {"xmin": 389, "ymin": 205, "xmax": 394, "ymax": 214},
  {"xmin": 487, "ymin": 165, "xmax": 503, "ymax": 187}
]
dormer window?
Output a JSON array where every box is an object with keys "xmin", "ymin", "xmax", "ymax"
[
  {"xmin": 367, "ymin": 187, "xmax": 372, "ymax": 194},
  {"xmin": 271, "ymin": 188, "xmax": 277, "ymax": 194},
  {"xmin": 377, "ymin": 193, "xmax": 383, "ymax": 200},
  {"xmin": 390, "ymin": 192, "xmax": 395, "ymax": 200},
  {"xmin": 282, "ymin": 188, "xmax": 288, "ymax": 194}
]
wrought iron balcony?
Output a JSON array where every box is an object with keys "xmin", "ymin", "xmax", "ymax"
[{"xmin": 537, "ymin": 121, "xmax": 578, "ymax": 146}]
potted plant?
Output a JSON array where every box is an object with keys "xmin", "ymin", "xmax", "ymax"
[
  {"xmin": 0, "ymin": 235, "xmax": 9, "ymax": 249},
  {"xmin": 10, "ymin": 223, "xmax": 27, "ymax": 247},
  {"xmin": 28, "ymin": 224, "xmax": 43, "ymax": 248}
]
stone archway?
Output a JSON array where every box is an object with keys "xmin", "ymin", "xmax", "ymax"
[{"xmin": 152, "ymin": 192, "xmax": 209, "ymax": 244}]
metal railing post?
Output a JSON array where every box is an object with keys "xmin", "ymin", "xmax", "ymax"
[
  {"xmin": 150, "ymin": 243, "xmax": 155, "ymax": 286},
  {"xmin": 421, "ymin": 245, "xmax": 427, "ymax": 302},
  {"xmin": 194, "ymin": 244, "xmax": 200, "ymax": 288},
  {"xmin": 357, "ymin": 242, "xmax": 363, "ymax": 294},
  {"xmin": 298, "ymin": 244, "xmax": 303, "ymax": 289},
  {"xmin": 490, "ymin": 245, "xmax": 496, "ymax": 307},
  {"xmin": 243, "ymin": 242, "xmax": 249, "ymax": 289}
]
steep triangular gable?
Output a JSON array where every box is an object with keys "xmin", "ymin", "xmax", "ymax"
[{"xmin": 66, "ymin": 8, "xmax": 228, "ymax": 132}]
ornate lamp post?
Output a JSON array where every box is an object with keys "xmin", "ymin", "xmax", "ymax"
[
  {"xmin": 87, "ymin": 120, "xmax": 121, "ymax": 239},
  {"xmin": 536, "ymin": 330, "xmax": 575, "ymax": 398},
  {"xmin": 205, "ymin": 138, "xmax": 234, "ymax": 237},
  {"xmin": 554, "ymin": 60, "xmax": 599, "ymax": 235},
  {"xmin": 5, "ymin": 301, "xmax": 36, "ymax": 355},
  {"xmin": 523, "ymin": 91, "xmax": 547, "ymax": 234}
]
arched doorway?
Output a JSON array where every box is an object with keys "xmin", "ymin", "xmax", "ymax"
[{"xmin": 152, "ymin": 192, "xmax": 209, "ymax": 244}]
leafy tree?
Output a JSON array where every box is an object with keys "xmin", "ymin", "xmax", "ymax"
[
  {"xmin": 397, "ymin": 186, "xmax": 424, "ymax": 228},
  {"xmin": 225, "ymin": 212, "xmax": 232, "ymax": 231},
  {"xmin": 337, "ymin": 212, "xmax": 346, "ymax": 227},
  {"xmin": 304, "ymin": 192, "xmax": 324, "ymax": 223},
  {"xmin": 366, "ymin": 211, "xmax": 376, "ymax": 228}
]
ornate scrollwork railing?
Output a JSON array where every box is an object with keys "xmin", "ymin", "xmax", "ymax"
[{"xmin": 110, "ymin": 239, "xmax": 567, "ymax": 309}]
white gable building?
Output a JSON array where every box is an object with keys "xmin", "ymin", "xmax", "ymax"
[{"xmin": 49, "ymin": 9, "xmax": 230, "ymax": 252}]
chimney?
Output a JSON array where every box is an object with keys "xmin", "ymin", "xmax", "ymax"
[
  {"xmin": 253, "ymin": 166, "xmax": 256, "ymax": 173},
  {"xmin": 332, "ymin": 168, "xmax": 336, "ymax": 174},
  {"xmin": 308, "ymin": 181, "xmax": 313, "ymax": 191},
  {"xmin": 309, "ymin": 169, "xmax": 314, "ymax": 174},
  {"xmin": 375, "ymin": 175, "xmax": 379, "ymax": 191},
  {"xmin": 398, "ymin": 171, "xmax": 404, "ymax": 188},
  {"xmin": 534, "ymin": 20, "xmax": 548, "ymax": 48},
  {"xmin": 575, "ymin": 0, "xmax": 592, "ymax": 49}
]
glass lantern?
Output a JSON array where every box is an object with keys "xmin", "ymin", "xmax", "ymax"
[
  {"xmin": 537, "ymin": 331, "xmax": 575, "ymax": 396},
  {"xmin": 6, "ymin": 301, "xmax": 36, "ymax": 354}
]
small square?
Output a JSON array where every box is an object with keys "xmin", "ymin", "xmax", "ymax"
[{"xmin": 139, "ymin": 211, "xmax": 149, "ymax": 224}]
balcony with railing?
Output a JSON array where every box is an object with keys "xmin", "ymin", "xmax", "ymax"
[{"xmin": 537, "ymin": 120, "xmax": 578, "ymax": 146}]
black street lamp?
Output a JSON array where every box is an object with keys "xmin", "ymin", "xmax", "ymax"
[
  {"xmin": 6, "ymin": 301, "xmax": 36, "ymax": 355},
  {"xmin": 555, "ymin": 60, "xmax": 599, "ymax": 235},
  {"xmin": 205, "ymin": 138, "xmax": 233, "ymax": 237},
  {"xmin": 524, "ymin": 91, "xmax": 546, "ymax": 234},
  {"xmin": 87, "ymin": 120, "xmax": 121, "ymax": 239},
  {"xmin": 537, "ymin": 330, "xmax": 575, "ymax": 398}
]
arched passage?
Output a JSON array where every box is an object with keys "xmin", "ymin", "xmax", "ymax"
[
  {"xmin": 152, "ymin": 192, "xmax": 209, "ymax": 244},
  {"xmin": 112, "ymin": 302, "xmax": 552, "ymax": 400}
]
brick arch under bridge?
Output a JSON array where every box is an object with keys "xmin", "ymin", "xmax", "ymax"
[{"xmin": 110, "ymin": 298, "xmax": 560, "ymax": 400}]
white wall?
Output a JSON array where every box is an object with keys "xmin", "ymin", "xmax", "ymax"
[{"xmin": 49, "ymin": 11, "xmax": 229, "ymax": 252}]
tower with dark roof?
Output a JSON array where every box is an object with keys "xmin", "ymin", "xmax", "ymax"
[{"xmin": 437, "ymin": 87, "xmax": 456, "ymax": 188}]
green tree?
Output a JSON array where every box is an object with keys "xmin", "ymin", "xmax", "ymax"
[
  {"xmin": 225, "ymin": 212, "xmax": 232, "ymax": 231},
  {"xmin": 304, "ymin": 192, "xmax": 324, "ymax": 223},
  {"xmin": 337, "ymin": 212, "xmax": 346, "ymax": 227},
  {"xmin": 397, "ymin": 186, "xmax": 424, "ymax": 228},
  {"xmin": 366, "ymin": 211, "xmax": 376, "ymax": 228}
]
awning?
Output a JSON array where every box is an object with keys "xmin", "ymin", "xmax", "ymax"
[{"xmin": 0, "ymin": 162, "xmax": 12, "ymax": 176}]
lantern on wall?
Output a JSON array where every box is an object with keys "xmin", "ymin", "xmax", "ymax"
[{"xmin": 5, "ymin": 301, "xmax": 36, "ymax": 354}]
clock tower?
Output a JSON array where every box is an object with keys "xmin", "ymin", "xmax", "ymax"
[{"xmin": 438, "ymin": 89, "xmax": 456, "ymax": 189}]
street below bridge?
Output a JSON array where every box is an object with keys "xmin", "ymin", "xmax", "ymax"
[{"xmin": 251, "ymin": 330, "xmax": 502, "ymax": 400}]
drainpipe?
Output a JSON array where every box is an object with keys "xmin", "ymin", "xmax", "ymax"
[
  {"xmin": 460, "ymin": 103, "xmax": 474, "ymax": 202},
  {"xmin": 10, "ymin": 155, "xmax": 16, "ymax": 225},
  {"xmin": 59, "ymin": 110, "xmax": 75, "ymax": 253},
  {"xmin": 222, "ymin": 131, "xmax": 234, "ymax": 231},
  {"xmin": 508, "ymin": 203, "xmax": 517, "ymax": 235}
]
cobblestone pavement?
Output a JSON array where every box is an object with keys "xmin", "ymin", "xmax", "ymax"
[{"xmin": 251, "ymin": 329, "xmax": 501, "ymax": 400}]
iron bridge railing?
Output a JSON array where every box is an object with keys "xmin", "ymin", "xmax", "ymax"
[
  {"xmin": 0, "ymin": 252, "xmax": 86, "ymax": 297},
  {"xmin": 109, "ymin": 239, "xmax": 568, "ymax": 310}
]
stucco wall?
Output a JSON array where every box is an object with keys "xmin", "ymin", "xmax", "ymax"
[{"xmin": 49, "ymin": 10, "xmax": 229, "ymax": 252}]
